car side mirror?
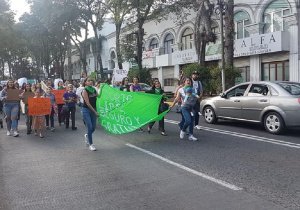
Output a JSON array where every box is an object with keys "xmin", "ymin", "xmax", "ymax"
[{"xmin": 220, "ymin": 93, "xmax": 226, "ymax": 98}]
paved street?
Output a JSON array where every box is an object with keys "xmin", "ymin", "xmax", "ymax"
[{"xmin": 0, "ymin": 110, "xmax": 299, "ymax": 210}]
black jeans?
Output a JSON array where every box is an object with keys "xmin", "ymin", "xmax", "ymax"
[
  {"xmin": 57, "ymin": 104, "xmax": 64, "ymax": 124},
  {"xmin": 148, "ymin": 103, "xmax": 165, "ymax": 132},
  {"xmin": 193, "ymin": 101, "xmax": 200, "ymax": 126},
  {"xmin": 65, "ymin": 106, "xmax": 76, "ymax": 128},
  {"xmin": 45, "ymin": 107, "xmax": 55, "ymax": 128}
]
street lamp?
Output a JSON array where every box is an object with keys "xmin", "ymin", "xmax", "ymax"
[{"xmin": 215, "ymin": 0, "xmax": 227, "ymax": 93}]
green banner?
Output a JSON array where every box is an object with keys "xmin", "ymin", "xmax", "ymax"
[{"xmin": 97, "ymin": 84, "xmax": 168, "ymax": 134}]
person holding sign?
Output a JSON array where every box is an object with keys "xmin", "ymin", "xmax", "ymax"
[
  {"xmin": 0, "ymin": 79, "xmax": 21, "ymax": 137},
  {"xmin": 21, "ymin": 83, "xmax": 35, "ymax": 134},
  {"xmin": 56, "ymin": 81, "xmax": 65, "ymax": 126},
  {"xmin": 32, "ymin": 90, "xmax": 46, "ymax": 138},
  {"xmin": 81, "ymin": 78, "xmax": 98, "ymax": 151},
  {"xmin": 63, "ymin": 84, "xmax": 78, "ymax": 130},
  {"xmin": 44, "ymin": 87, "xmax": 56, "ymax": 131}
]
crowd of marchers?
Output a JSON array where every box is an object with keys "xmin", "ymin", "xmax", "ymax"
[{"xmin": 0, "ymin": 71, "xmax": 203, "ymax": 151}]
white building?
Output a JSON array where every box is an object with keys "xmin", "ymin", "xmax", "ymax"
[{"xmin": 105, "ymin": 0, "xmax": 299, "ymax": 92}]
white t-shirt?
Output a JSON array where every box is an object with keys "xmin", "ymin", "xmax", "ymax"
[{"xmin": 76, "ymin": 86, "xmax": 85, "ymax": 104}]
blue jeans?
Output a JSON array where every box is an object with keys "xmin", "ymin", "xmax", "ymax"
[
  {"xmin": 4, "ymin": 103, "xmax": 19, "ymax": 131},
  {"xmin": 179, "ymin": 107, "xmax": 194, "ymax": 135},
  {"xmin": 81, "ymin": 107, "xmax": 97, "ymax": 145}
]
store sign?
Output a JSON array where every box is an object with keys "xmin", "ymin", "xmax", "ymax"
[
  {"xmin": 234, "ymin": 31, "xmax": 289, "ymax": 57},
  {"xmin": 172, "ymin": 49, "xmax": 197, "ymax": 65}
]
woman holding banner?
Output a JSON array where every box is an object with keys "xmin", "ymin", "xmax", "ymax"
[
  {"xmin": 120, "ymin": 77, "xmax": 130, "ymax": 92},
  {"xmin": 32, "ymin": 89, "xmax": 46, "ymax": 138},
  {"xmin": 21, "ymin": 83, "xmax": 35, "ymax": 134},
  {"xmin": 0, "ymin": 79, "xmax": 21, "ymax": 137},
  {"xmin": 146, "ymin": 80, "xmax": 168, "ymax": 136},
  {"xmin": 81, "ymin": 78, "xmax": 98, "ymax": 151}
]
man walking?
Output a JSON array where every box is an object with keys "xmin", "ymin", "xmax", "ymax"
[{"xmin": 191, "ymin": 71, "xmax": 203, "ymax": 130}]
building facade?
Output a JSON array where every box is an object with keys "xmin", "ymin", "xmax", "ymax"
[{"xmin": 105, "ymin": 0, "xmax": 299, "ymax": 92}]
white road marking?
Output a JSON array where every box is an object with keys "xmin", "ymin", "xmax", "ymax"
[
  {"xmin": 165, "ymin": 119, "xmax": 300, "ymax": 149},
  {"xmin": 126, "ymin": 143, "xmax": 242, "ymax": 191}
]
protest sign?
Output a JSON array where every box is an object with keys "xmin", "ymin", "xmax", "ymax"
[
  {"xmin": 52, "ymin": 90, "xmax": 65, "ymax": 104},
  {"xmin": 112, "ymin": 69, "xmax": 128, "ymax": 82},
  {"xmin": 28, "ymin": 98, "xmax": 51, "ymax": 116},
  {"xmin": 96, "ymin": 84, "xmax": 168, "ymax": 134},
  {"xmin": 7, "ymin": 89, "xmax": 20, "ymax": 101}
]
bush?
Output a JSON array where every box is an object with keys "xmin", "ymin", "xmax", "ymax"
[
  {"xmin": 127, "ymin": 67, "xmax": 152, "ymax": 84},
  {"xmin": 182, "ymin": 63, "xmax": 241, "ymax": 95}
]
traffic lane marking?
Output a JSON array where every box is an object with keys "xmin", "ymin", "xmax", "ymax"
[
  {"xmin": 165, "ymin": 119, "xmax": 300, "ymax": 149},
  {"xmin": 126, "ymin": 143, "xmax": 242, "ymax": 191}
]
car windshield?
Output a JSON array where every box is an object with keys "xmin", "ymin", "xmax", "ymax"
[{"xmin": 277, "ymin": 82, "xmax": 300, "ymax": 95}]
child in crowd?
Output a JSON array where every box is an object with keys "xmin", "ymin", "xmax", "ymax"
[
  {"xmin": 32, "ymin": 90, "xmax": 46, "ymax": 138},
  {"xmin": 44, "ymin": 87, "xmax": 57, "ymax": 131}
]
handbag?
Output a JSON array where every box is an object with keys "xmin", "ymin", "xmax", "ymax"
[{"xmin": 161, "ymin": 102, "xmax": 170, "ymax": 112}]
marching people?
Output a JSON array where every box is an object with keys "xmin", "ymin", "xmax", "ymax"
[
  {"xmin": 81, "ymin": 78, "xmax": 98, "ymax": 151},
  {"xmin": 191, "ymin": 71, "xmax": 203, "ymax": 130},
  {"xmin": 120, "ymin": 77, "xmax": 130, "ymax": 92},
  {"xmin": 21, "ymin": 83, "xmax": 35, "ymax": 134},
  {"xmin": 146, "ymin": 80, "xmax": 168, "ymax": 136},
  {"xmin": 56, "ymin": 80, "xmax": 65, "ymax": 126},
  {"xmin": 0, "ymin": 79, "xmax": 21, "ymax": 137},
  {"xmin": 63, "ymin": 84, "xmax": 78, "ymax": 130},
  {"xmin": 171, "ymin": 77, "xmax": 198, "ymax": 141},
  {"xmin": 130, "ymin": 77, "xmax": 142, "ymax": 92},
  {"xmin": 44, "ymin": 87, "xmax": 56, "ymax": 131},
  {"xmin": 32, "ymin": 89, "xmax": 46, "ymax": 138}
]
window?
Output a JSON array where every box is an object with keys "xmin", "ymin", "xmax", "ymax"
[
  {"xmin": 248, "ymin": 84, "xmax": 269, "ymax": 96},
  {"xmin": 263, "ymin": 0, "xmax": 291, "ymax": 33},
  {"xmin": 226, "ymin": 84, "xmax": 249, "ymax": 98},
  {"xmin": 110, "ymin": 51, "xmax": 116, "ymax": 69},
  {"xmin": 181, "ymin": 28, "xmax": 194, "ymax": 50},
  {"xmin": 236, "ymin": 66, "xmax": 250, "ymax": 83},
  {"xmin": 149, "ymin": 38, "xmax": 159, "ymax": 50},
  {"xmin": 277, "ymin": 82, "xmax": 300, "ymax": 95},
  {"xmin": 164, "ymin": 33, "xmax": 174, "ymax": 54},
  {"xmin": 262, "ymin": 61, "xmax": 289, "ymax": 81},
  {"xmin": 234, "ymin": 11, "xmax": 251, "ymax": 39},
  {"xmin": 164, "ymin": 78, "xmax": 176, "ymax": 86}
]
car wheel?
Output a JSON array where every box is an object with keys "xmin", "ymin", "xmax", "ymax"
[
  {"xmin": 204, "ymin": 106, "xmax": 217, "ymax": 124},
  {"xmin": 264, "ymin": 112, "xmax": 285, "ymax": 135}
]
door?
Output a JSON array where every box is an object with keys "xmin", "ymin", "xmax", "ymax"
[
  {"xmin": 241, "ymin": 84, "xmax": 270, "ymax": 121},
  {"xmin": 216, "ymin": 84, "xmax": 249, "ymax": 119}
]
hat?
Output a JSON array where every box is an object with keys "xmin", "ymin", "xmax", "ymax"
[{"xmin": 192, "ymin": 71, "xmax": 199, "ymax": 75}]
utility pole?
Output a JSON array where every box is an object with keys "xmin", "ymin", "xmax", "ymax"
[{"xmin": 215, "ymin": 0, "xmax": 227, "ymax": 92}]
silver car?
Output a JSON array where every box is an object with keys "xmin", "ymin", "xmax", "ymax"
[{"xmin": 200, "ymin": 81, "xmax": 300, "ymax": 134}]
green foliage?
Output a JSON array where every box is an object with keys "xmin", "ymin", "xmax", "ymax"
[
  {"xmin": 127, "ymin": 67, "xmax": 152, "ymax": 84},
  {"xmin": 182, "ymin": 63, "xmax": 241, "ymax": 95},
  {"xmin": 89, "ymin": 71, "xmax": 97, "ymax": 80}
]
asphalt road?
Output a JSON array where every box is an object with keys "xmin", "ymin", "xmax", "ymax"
[{"xmin": 0, "ymin": 110, "xmax": 299, "ymax": 210}]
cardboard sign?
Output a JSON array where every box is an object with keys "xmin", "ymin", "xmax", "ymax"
[
  {"xmin": 52, "ymin": 90, "xmax": 65, "ymax": 104},
  {"xmin": 22, "ymin": 92, "xmax": 35, "ymax": 105},
  {"xmin": 28, "ymin": 98, "xmax": 51, "ymax": 116},
  {"xmin": 6, "ymin": 89, "xmax": 20, "ymax": 101}
]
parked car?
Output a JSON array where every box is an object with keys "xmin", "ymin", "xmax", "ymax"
[{"xmin": 200, "ymin": 81, "xmax": 300, "ymax": 134}]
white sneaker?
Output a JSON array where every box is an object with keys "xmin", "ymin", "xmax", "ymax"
[
  {"xmin": 195, "ymin": 125, "xmax": 201, "ymax": 130},
  {"xmin": 13, "ymin": 130, "xmax": 19, "ymax": 137},
  {"xmin": 50, "ymin": 127, "xmax": 55, "ymax": 132},
  {"xmin": 6, "ymin": 131, "xmax": 11, "ymax": 136},
  {"xmin": 188, "ymin": 135, "xmax": 198, "ymax": 141},
  {"xmin": 89, "ymin": 144, "xmax": 96, "ymax": 151},
  {"xmin": 84, "ymin": 134, "xmax": 89, "ymax": 146},
  {"xmin": 180, "ymin": 130, "xmax": 185, "ymax": 139}
]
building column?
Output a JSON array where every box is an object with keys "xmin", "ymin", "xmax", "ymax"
[
  {"xmin": 158, "ymin": 67, "xmax": 163, "ymax": 87},
  {"xmin": 250, "ymin": 55, "xmax": 261, "ymax": 81},
  {"xmin": 174, "ymin": 64, "xmax": 180, "ymax": 80},
  {"xmin": 285, "ymin": 14, "xmax": 299, "ymax": 82}
]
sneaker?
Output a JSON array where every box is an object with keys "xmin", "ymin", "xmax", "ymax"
[
  {"xmin": 39, "ymin": 133, "xmax": 44, "ymax": 138},
  {"xmin": 6, "ymin": 130, "xmax": 11, "ymax": 136},
  {"xmin": 161, "ymin": 132, "xmax": 167, "ymax": 136},
  {"xmin": 138, "ymin": 128, "xmax": 144, "ymax": 132},
  {"xmin": 46, "ymin": 126, "xmax": 50, "ymax": 130},
  {"xmin": 72, "ymin": 127, "xmax": 77, "ymax": 130},
  {"xmin": 188, "ymin": 135, "xmax": 198, "ymax": 141},
  {"xmin": 13, "ymin": 130, "xmax": 19, "ymax": 137},
  {"xmin": 50, "ymin": 127, "xmax": 55, "ymax": 132},
  {"xmin": 147, "ymin": 126, "xmax": 151, "ymax": 134},
  {"xmin": 180, "ymin": 130, "xmax": 185, "ymax": 139},
  {"xmin": 84, "ymin": 134, "xmax": 89, "ymax": 146},
  {"xmin": 89, "ymin": 144, "xmax": 97, "ymax": 151},
  {"xmin": 195, "ymin": 125, "xmax": 201, "ymax": 130}
]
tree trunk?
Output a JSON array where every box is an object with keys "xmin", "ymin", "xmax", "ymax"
[
  {"xmin": 137, "ymin": 22, "xmax": 144, "ymax": 72},
  {"xmin": 224, "ymin": 0, "xmax": 234, "ymax": 67},
  {"xmin": 115, "ymin": 22, "xmax": 123, "ymax": 69}
]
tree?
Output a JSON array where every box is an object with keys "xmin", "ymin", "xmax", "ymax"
[
  {"xmin": 104, "ymin": 0, "xmax": 132, "ymax": 69},
  {"xmin": 224, "ymin": 0, "xmax": 234, "ymax": 67}
]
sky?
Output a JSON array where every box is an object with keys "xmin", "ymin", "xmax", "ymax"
[{"xmin": 9, "ymin": 0, "xmax": 30, "ymax": 21}]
